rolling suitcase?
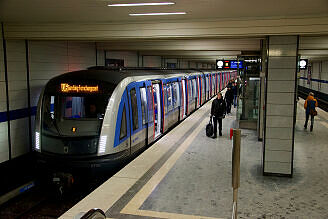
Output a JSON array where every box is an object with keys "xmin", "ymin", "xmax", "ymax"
[{"xmin": 206, "ymin": 117, "xmax": 214, "ymax": 137}]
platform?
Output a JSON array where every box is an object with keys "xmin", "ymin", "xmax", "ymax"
[{"xmin": 61, "ymin": 97, "xmax": 328, "ymax": 219}]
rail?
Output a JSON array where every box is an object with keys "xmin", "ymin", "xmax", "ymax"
[
  {"xmin": 232, "ymin": 129, "xmax": 241, "ymax": 219},
  {"xmin": 298, "ymin": 89, "xmax": 328, "ymax": 104}
]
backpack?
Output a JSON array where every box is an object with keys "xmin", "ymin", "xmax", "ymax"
[
  {"xmin": 309, "ymin": 100, "xmax": 317, "ymax": 116},
  {"xmin": 206, "ymin": 118, "xmax": 214, "ymax": 137}
]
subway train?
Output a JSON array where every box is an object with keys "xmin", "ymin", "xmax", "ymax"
[{"xmin": 34, "ymin": 67, "xmax": 237, "ymax": 175}]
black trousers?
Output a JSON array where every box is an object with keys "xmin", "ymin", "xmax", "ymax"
[
  {"xmin": 213, "ymin": 116, "xmax": 222, "ymax": 136},
  {"xmin": 305, "ymin": 113, "xmax": 314, "ymax": 128},
  {"xmin": 226, "ymin": 101, "xmax": 232, "ymax": 113}
]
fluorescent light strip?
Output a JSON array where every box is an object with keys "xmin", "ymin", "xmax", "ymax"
[
  {"xmin": 35, "ymin": 132, "xmax": 40, "ymax": 150},
  {"xmin": 108, "ymin": 2, "xmax": 175, "ymax": 7},
  {"xmin": 98, "ymin": 135, "xmax": 107, "ymax": 154},
  {"xmin": 129, "ymin": 12, "xmax": 186, "ymax": 16}
]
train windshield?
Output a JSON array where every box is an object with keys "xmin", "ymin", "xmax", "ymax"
[{"xmin": 41, "ymin": 94, "xmax": 109, "ymax": 137}]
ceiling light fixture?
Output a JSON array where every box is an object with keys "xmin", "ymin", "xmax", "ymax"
[
  {"xmin": 108, "ymin": 2, "xmax": 175, "ymax": 7},
  {"xmin": 129, "ymin": 12, "xmax": 186, "ymax": 16}
]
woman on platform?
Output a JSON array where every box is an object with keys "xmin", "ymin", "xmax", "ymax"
[{"xmin": 304, "ymin": 92, "xmax": 318, "ymax": 132}]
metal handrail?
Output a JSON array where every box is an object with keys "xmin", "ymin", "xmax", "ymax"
[
  {"xmin": 78, "ymin": 208, "xmax": 106, "ymax": 219},
  {"xmin": 232, "ymin": 201, "xmax": 237, "ymax": 219},
  {"xmin": 232, "ymin": 129, "xmax": 241, "ymax": 219}
]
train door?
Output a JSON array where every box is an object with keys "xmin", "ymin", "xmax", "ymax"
[
  {"xmin": 209, "ymin": 75, "xmax": 211, "ymax": 98},
  {"xmin": 215, "ymin": 74, "xmax": 218, "ymax": 94},
  {"xmin": 220, "ymin": 73, "xmax": 222, "ymax": 90},
  {"xmin": 212, "ymin": 74, "xmax": 215, "ymax": 97},
  {"xmin": 139, "ymin": 85, "xmax": 148, "ymax": 146},
  {"xmin": 152, "ymin": 83, "xmax": 162, "ymax": 139},
  {"xmin": 202, "ymin": 76, "xmax": 206, "ymax": 104},
  {"xmin": 197, "ymin": 76, "xmax": 201, "ymax": 106},
  {"xmin": 209, "ymin": 75, "xmax": 212, "ymax": 97},
  {"xmin": 181, "ymin": 79, "xmax": 186, "ymax": 118},
  {"xmin": 145, "ymin": 81, "xmax": 154, "ymax": 144},
  {"xmin": 192, "ymin": 79, "xmax": 197, "ymax": 109},
  {"xmin": 205, "ymin": 75, "xmax": 208, "ymax": 101},
  {"xmin": 213, "ymin": 74, "xmax": 215, "ymax": 96},
  {"xmin": 188, "ymin": 79, "xmax": 192, "ymax": 114},
  {"xmin": 180, "ymin": 80, "xmax": 184, "ymax": 119},
  {"xmin": 210, "ymin": 75, "xmax": 213, "ymax": 97},
  {"xmin": 215, "ymin": 74, "xmax": 219, "ymax": 94},
  {"xmin": 127, "ymin": 83, "xmax": 143, "ymax": 153},
  {"xmin": 208, "ymin": 75, "xmax": 210, "ymax": 98}
]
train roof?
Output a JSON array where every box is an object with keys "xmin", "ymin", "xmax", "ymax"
[{"xmin": 47, "ymin": 67, "xmax": 224, "ymax": 85}]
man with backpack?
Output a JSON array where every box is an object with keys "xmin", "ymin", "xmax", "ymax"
[
  {"xmin": 211, "ymin": 92, "xmax": 226, "ymax": 138},
  {"xmin": 304, "ymin": 92, "xmax": 318, "ymax": 132}
]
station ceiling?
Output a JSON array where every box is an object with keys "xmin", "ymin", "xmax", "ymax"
[
  {"xmin": 1, "ymin": 0, "xmax": 327, "ymax": 23},
  {"xmin": 1, "ymin": 0, "xmax": 328, "ymax": 62}
]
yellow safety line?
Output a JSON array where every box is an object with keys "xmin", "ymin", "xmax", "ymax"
[
  {"xmin": 132, "ymin": 209, "xmax": 224, "ymax": 219},
  {"xmin": 121, "ymin": 106, "xmax": 224, "ymax": 219}
]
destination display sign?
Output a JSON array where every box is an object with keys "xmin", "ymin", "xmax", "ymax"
[
  {"xmin": 230, "ymin": 61, "xmax": 243, "ymax": 69},
  {"xmin": 216, "ymin": 60, "xmax": 243, "ymax": 69},
  {"xmin": 61, "ymin": 83, "xmax": 99, "ymax": 93}
]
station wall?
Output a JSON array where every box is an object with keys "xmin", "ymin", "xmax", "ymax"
[
  {"xmin": 105, "ymin": 51, "xmax": 138, "ymax": 67},
  {"xmin": 0, "ymin": 25, "xmax": 9, "ymax": 163},
  {"xmin": 143, "ymin": 56, "xmax": 161, "ymax": 67},
  {"xmin": 6, "ymin": 40, "xmax": 29, "ymax": 159},
  {"xmin": 0, "ymin": 40, "xmax": 97, "ymax": 164},
  {"xmin": 180, "ymin": 60, "xmax": 189, "ymax": 68}
]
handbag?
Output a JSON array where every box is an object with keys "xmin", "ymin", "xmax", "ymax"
[
  {"xmin": 206, "ymin": 117, "xmax": 214, "ymax": 137},
  {"xmin": 310, "ymin": 109, "xmax": 317, "ymax": 116}
]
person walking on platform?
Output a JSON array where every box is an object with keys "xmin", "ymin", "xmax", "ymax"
[
  {"xmin": 227, "ymin": 80, "xmax": 233, "ymax": 89},
  {"xmin": 304, "ymin": 92, "xmax": 318, "ymax": 132},
  {"xmin": 211, "ymin": 92, "xmax": 226, "ymax": 138},
  {"xmin": 225, "ymin": 87, "xmax": 233, "ymax": 114},
  {"xmin": 232, "ymin": 82, "xmax": 238, "ymax": 108}
]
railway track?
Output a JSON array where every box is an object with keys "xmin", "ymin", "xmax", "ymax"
[
  {"xmin": 0, "ymin": 166, "xmax": 124, "ymax": 219},
  {"xmin": 298, "ymin": 89, "xmax": 328, "ymax": 112},
  {"xmin": 0, "ymin": 183, "xmax": 92, "ymax": 218}
]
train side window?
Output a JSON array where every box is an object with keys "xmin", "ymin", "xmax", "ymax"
[
  {"xmin": 172, "ymin": 82, "xmax": 180, "ymax": 108},
  {"xmin": 130, "ymin": 88, "xmax": 139, "ymax": 131},
  {"xmin": 120, "ymin": 104, "xmax": 127, "ymax": 139},
  {"xmin": 202, "ymin": 78, "xmax": 205, "ymax": 94},
  {"xmin": 167, "ymin": 83, "xmax": 173, "ymax": 111},
  {"xmin": 164, "ymin": 84, "xmax": 168, "ymax": 113},
  {"xmin": 192, "ymin": 79, "xmax": 197, "ymax": 99},
  {"xmin": 140, "ymin": 87, "xmax": 147, "ymax": 125},
  {"xmin": 147, "ymin": 86, "xmax": 153, "ymax": 122},
  {"xmin": 189, "ymin": 80, "xmax": 193, "ymax": 99}
]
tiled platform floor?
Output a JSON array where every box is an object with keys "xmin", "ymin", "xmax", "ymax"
[{"xmin": 62, "ymin": 97, "xmax": 328, "ymax": 219}]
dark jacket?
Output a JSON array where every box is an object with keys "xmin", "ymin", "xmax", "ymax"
[
  {"xmin": 232, "ymin": 85, "xmax": 238, "ymax": 96},
  {"xmin": 225, "ymin": 89, "xmax": 234, "ymax": 103},
  {"xmin": 211, "ymin": 98, "xmax": 226, "ymax": 118},
  {"xmin": 304, "ymin": 95, "xmax": 318, "ymax": 115}
]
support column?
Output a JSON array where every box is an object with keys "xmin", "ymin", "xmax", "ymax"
[
  {"xmin": 258, "ymin": 39, "xmax": 267, "ymax": 141},
  {"xmin": 263, "ymin": 35, "xmax": 298, "ymax": 176}
]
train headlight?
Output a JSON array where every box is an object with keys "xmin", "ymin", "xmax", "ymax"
[
  {"xmin": 35, "ymin": 132, "xmax": 40, "ymax": 151},
  {"xmin": 98, "ymin": 135, "xmax": 107, "ymax": 154}
]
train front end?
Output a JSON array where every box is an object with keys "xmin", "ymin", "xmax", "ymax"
[{"xmin": 34, "ymin": 75, "xmax": 117, "ymax": 173}]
